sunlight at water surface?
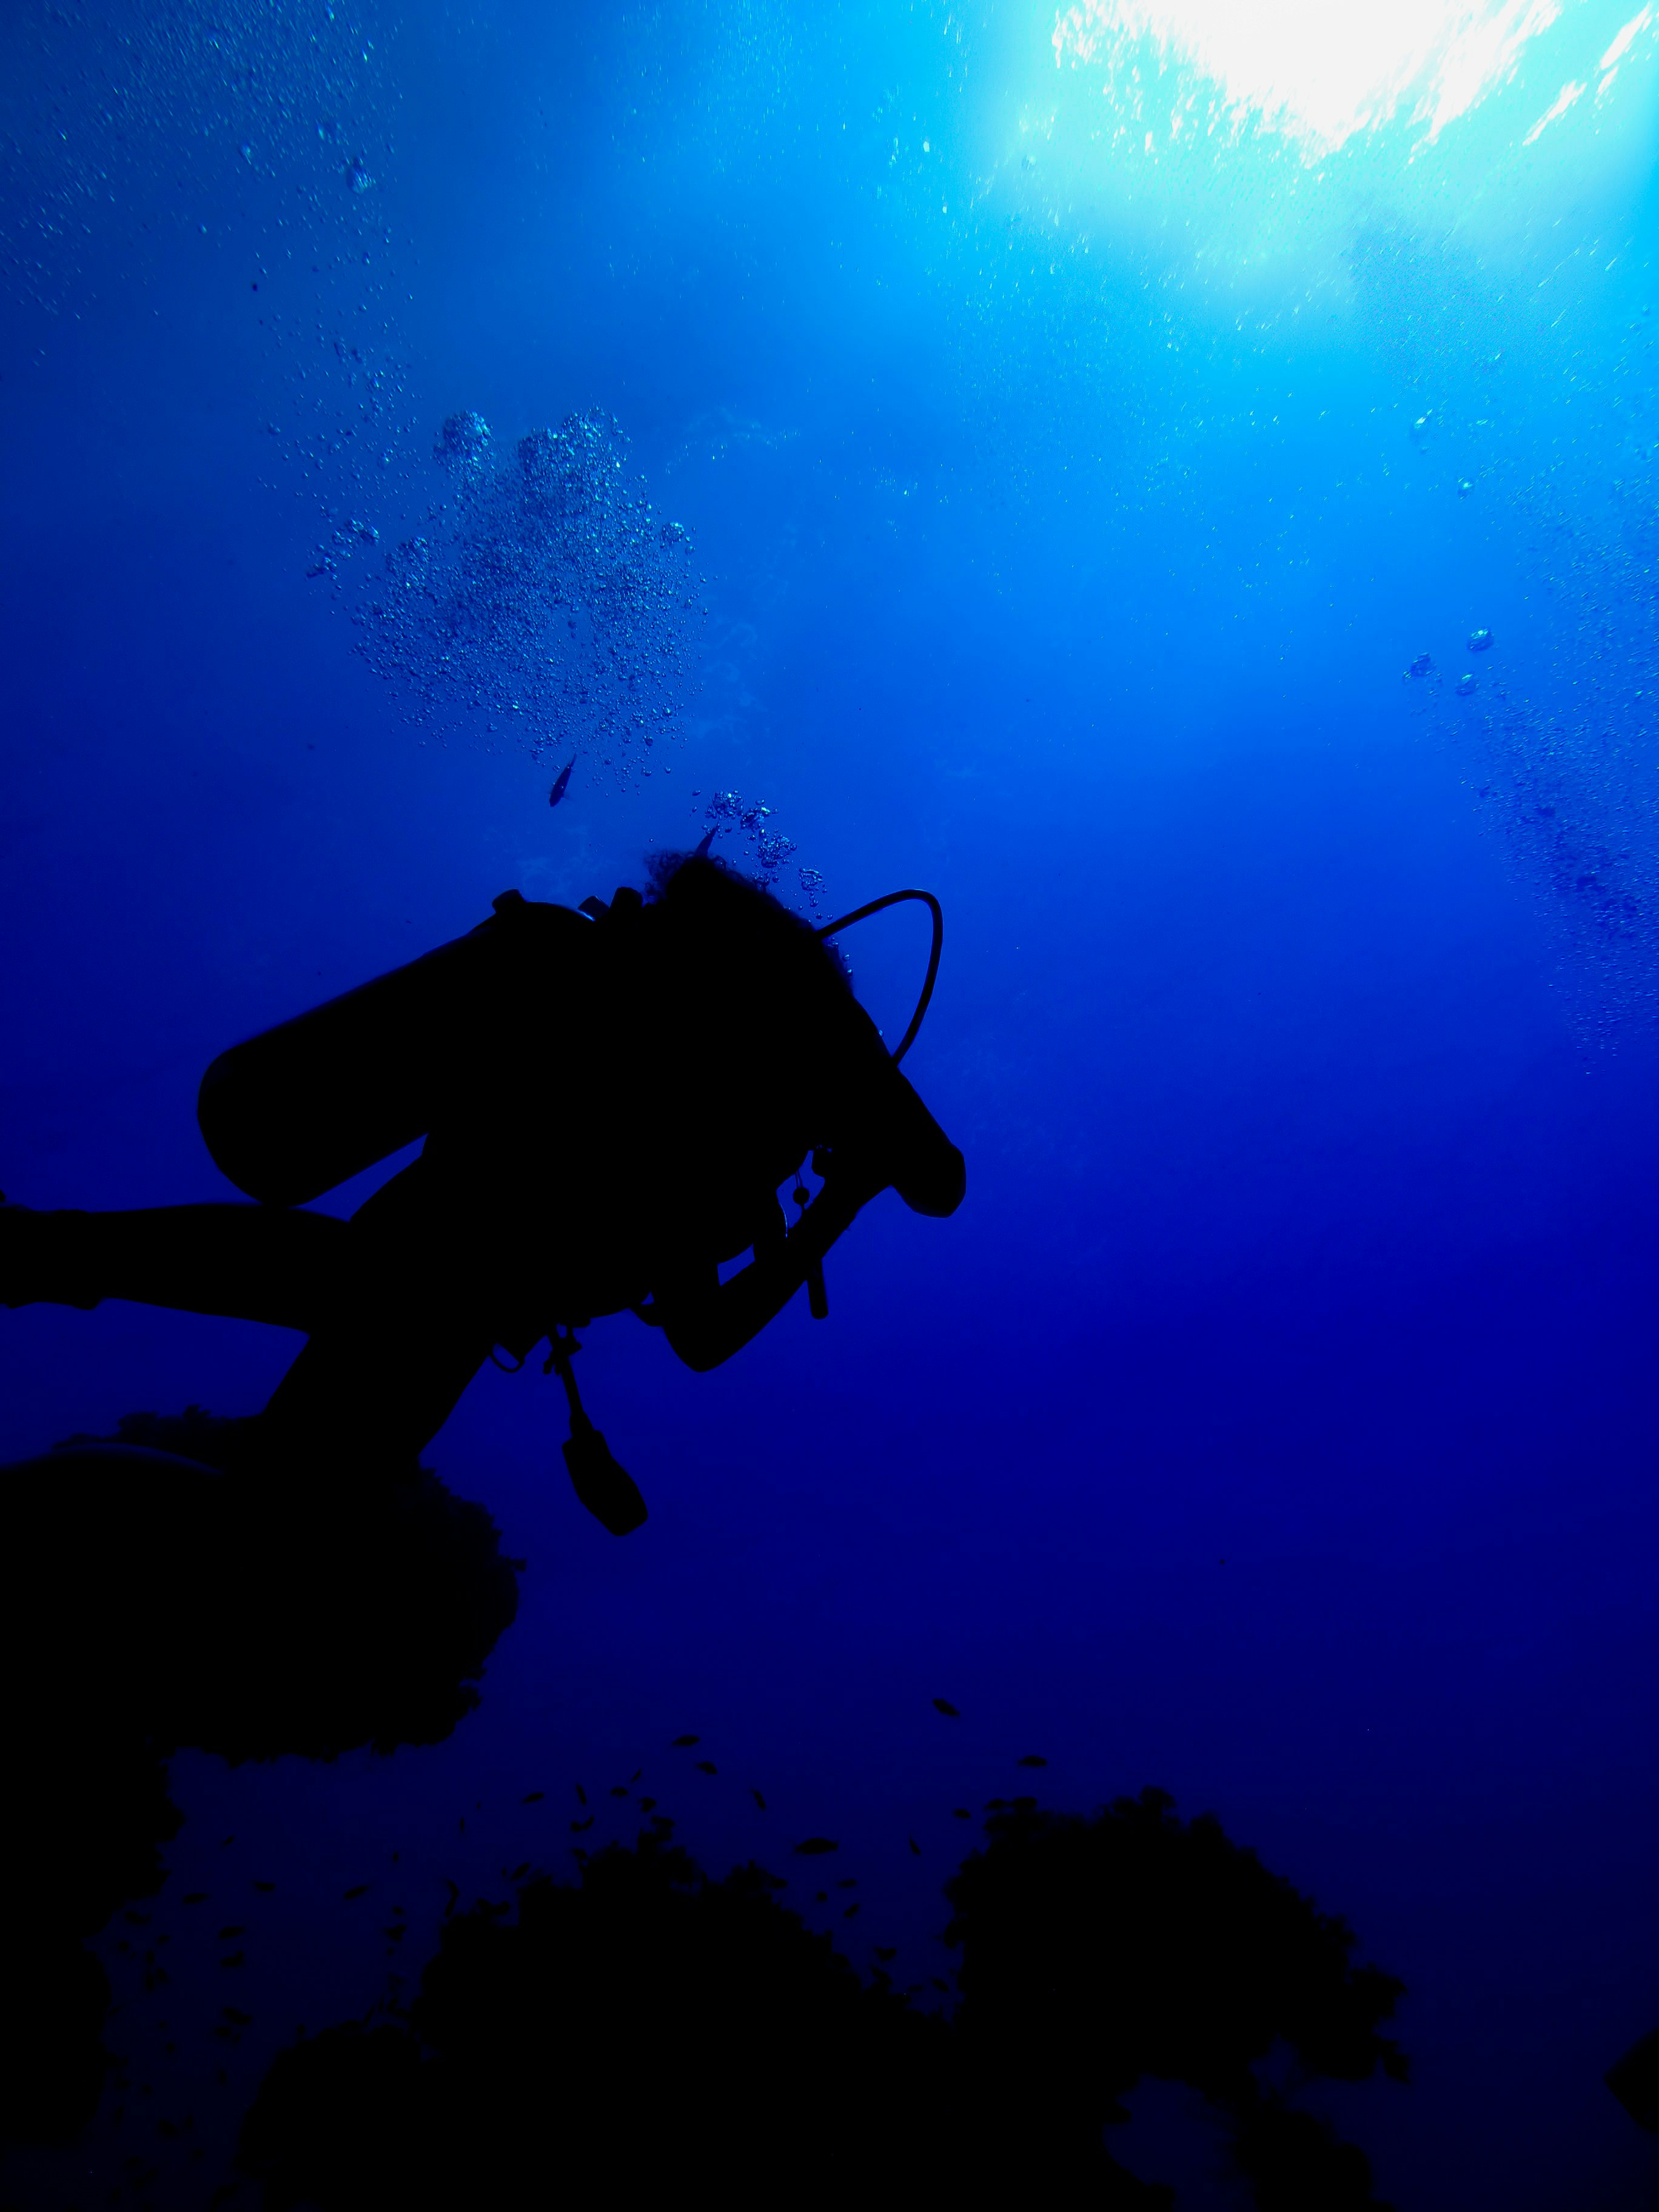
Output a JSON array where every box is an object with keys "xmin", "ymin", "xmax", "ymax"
[{"xmin": 1051, "ymin": 0, "xmax": 1652, "ymax": 155}]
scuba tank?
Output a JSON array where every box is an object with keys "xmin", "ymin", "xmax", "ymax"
[
  {"xmin": 197, "ymin": 890, "xmax": 594, "ymax": 1206},
  {"xmin": 200, "ymin": 886, "xmax": 651, "ymax": 1538}
]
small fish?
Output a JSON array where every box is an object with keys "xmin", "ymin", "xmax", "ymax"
[
  {"xmin": 836, "ymin": 1877, "xmax": 857, "ymax": 1889},
  {"xmin": 638, "ymin": 1796, "xmax": 657, "ymax": 1814},
  {"xmin": 216, "ymin": 1926, "xmax": 246, "ymax": 1942},
  {"xmin": 548, "ymin": 757, "xmax": 576, "ymax": 807},
  {"xmin": 220, "ymin": 1835, "xmax": 236, "ymax": 1848},
  {"xmin": 874, "ymin": 1946, "xmax": 897, "ymax": 1962},
  {"xmin": 794, "ymin": 1837, "xmax": 839, "ymax": 1856},
  {"xmin": 908, "ymin": 1837, "xmax": 921, "ymax": 1857},
  {"xmin": 932, "ymin": 1698, "xmax": 960, "ymax": 1718},
  {"xmin": 750, "ymin": 1789, "xmax": 767, "ymax": 1812},
  {"xmin": 670, "ymin": 1734, "xmax": 700, "ymax": 1749},
  {"xmin": 220, "ymin": 1952, "xmax": 246, "ymax": 1969},
  {"xmin": 1010, "ymin": 1795, "xmax": 1037, "ymax": 1811},
  {"xmin": 571, "ymin": 1815, "xmax": 595, "ymax": 1832},
  {"xmin": 695, "ymin": 1760, "xmax": 718, "ymax": 1775},
  {"xmin": 383, "ymin": 1926, "xmax": 407, "ymax": 1943},
  {"xmin": 252, "ymin": 1882, "xmax": 275, "ymax": 1894},
  {"xmin": 1017, "ymin": 1755, "xmax": 1048, "ymax": 1768},
  {"xmin": 985, "ymin": 1798, "xmax": 1007, "ymax": 1811},
  {"xmin": 575, "ymin": 1785, "xmax": 588, "ymax": 1806},
  {"xmin": 443, "ymin": 1881, "xmax": 460, "ymax": 1918},
  {"xmin": 931, "ymin": 1977, "xmax": 951, "ymax": 1995},
  {"xmin": 342, "ymin": 1885, "xmax": 369, "ymax": 1901},
  {"xmin": 843, "ymin": 1902, "xmax": 861, "ymax": 1919},
  {"xmin": 951, "ymin": 1808, "xmax": 971, "ymax": 1820},
  {"xmin": 221, "ymin": 2007, "xmax": 253, "ymax": 2027},
  {"xmin": 610, "ymin": 1786, "xmax": 630, "ymax": 1798},
  {"xmin": 182, "ymin": 1893, "xmax": 209, "ymax": 1906},
  {"xmin": 521, "ymin": 1791, "xmax": 545, "ymax": 1805},
  {"xmin": 509, "ymin": 1863, "xmax": 529, "ymax": 1882}
]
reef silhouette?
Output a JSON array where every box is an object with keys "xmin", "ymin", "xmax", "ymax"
[
  {"xmin": 0, "ymin": 1410, "xmax": 1427, "ymax": 2212},
  {"xmin": 238, "ymin": 1791, "xmax": 1407, "ymax": 2209},
  {"xmin": 0, "ymin": 1407, "xmax": 519, "ymax": 2147}
]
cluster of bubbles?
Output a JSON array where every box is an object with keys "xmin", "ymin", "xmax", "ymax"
[
  {"xmin": 0, "ymin": 0, "xmax": 395, "ymax": 318},
  {"xmin": 352, "ymin": 410, "xmax": 705, "ymax": 777},
  {"xmin": 0, "ymin": 2, "xmax": 831, "ymax": 886},
  {"xmin": 1370, "ymin": 234, "xmax": 1659, "ymax": 1036},
  {"xmin": 700, "ymin": 791, "xmax": 797, "ymax": 874},
  {"xmin": 1, "ymin": 0, "xmax": 416, "ymax": 623},
  {"xmin": 692, "ymin": 789, "xmax": 828, "ymax": 914},
  {"xmin": 1408, "ymin": 586, "xmax": 1659, "ymax": 1036}
]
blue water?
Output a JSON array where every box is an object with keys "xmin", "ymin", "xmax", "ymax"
[{"xmin": 6, "ymin": 2, "xmax": 1659, "ymax": 2204}]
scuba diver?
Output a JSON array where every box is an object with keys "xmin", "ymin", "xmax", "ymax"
[{"xmin": 1, "ymin": 854, "xmax": 965, "ymax": 1532}]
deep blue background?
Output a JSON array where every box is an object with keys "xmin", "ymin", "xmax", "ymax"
[{"xmin": 6, "ymin": 2, "xmax": 1659, "ymax": 2203}]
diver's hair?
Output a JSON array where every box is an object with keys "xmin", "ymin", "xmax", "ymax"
[
  {"xmin": 641, "ymin": 854, "xmax": 882, "ymax": 1159},
  {"xmin": 645, "ymin": 853, "xmax": 851, "ymax": 995}
]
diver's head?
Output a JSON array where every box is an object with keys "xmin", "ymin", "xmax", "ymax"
[
  {"xmin": 638, "ymin": 853, "xmax": 964, "ymax": 1218},
  {"xmin": 640, "ymin": 853, "xmax": 863, "ymax": 1146},
  {"xmin": 646, "ymin": 851, "xmax": 853, "ymax": 991}
]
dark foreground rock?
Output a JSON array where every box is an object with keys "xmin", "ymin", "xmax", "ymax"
[
  {"xmin": 240, "ymin": 1792, "xmax": 1406, "ymax": 2210},
  {"xmin": 0, "ymin": 1407, "xmax": 520, "ymax": 2143}
]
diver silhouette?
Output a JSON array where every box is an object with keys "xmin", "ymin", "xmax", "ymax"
[{"xmin": 2, "ymin": 856, "xmax": 965, "ymax": 1529}]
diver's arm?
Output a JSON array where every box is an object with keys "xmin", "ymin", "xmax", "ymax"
[
  {"xmin": 655, "ymin": 1159, "xmax": 880, "ymax": 1373},
  {"xmin": 651, "ymin": 1057, "xmax": 965, "ymax": 1371}
]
